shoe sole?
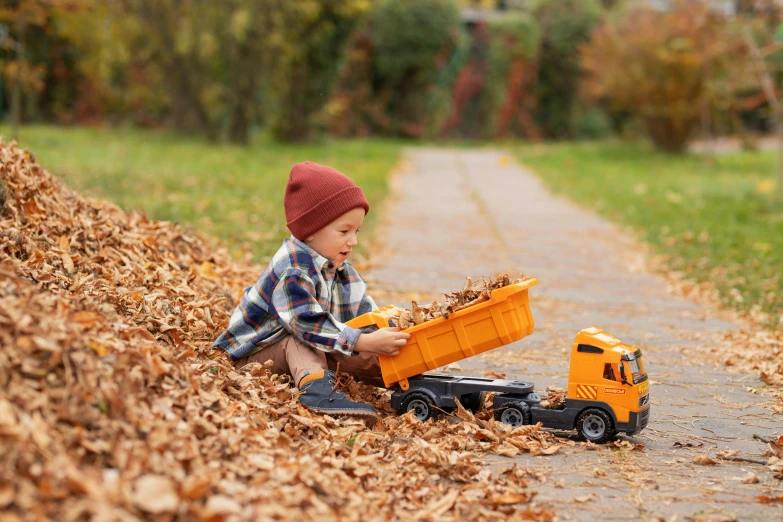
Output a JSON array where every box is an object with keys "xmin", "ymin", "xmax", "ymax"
[{"xmin": 304, "ymin": 406, "xmax": 378, "ymax": 418}]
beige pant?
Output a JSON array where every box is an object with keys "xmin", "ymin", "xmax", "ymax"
[{"xmin": 234, "ymin": 335, "xmax": 384, "ymax": 387}]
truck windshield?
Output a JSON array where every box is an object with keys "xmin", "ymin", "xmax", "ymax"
[{"xmin": 627, "ymin": 358, "xmax": 645, "ymax": 384}]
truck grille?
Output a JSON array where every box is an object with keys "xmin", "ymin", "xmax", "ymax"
[
  {"xmin": 639, "ymin": 406, "xmax": 650, "ymax": 429},
  {"xmin": 639, "ymin": 393, "xmax": 649, "ymax": 407}
]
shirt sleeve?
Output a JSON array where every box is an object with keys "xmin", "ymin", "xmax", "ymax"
[
  {"xmin": 271, "ymin": 268, "xmax": 361, "ymax": 356},
  {"xmin": 358, "ymin": 294, "xmax": 378, "ymax": 315}
]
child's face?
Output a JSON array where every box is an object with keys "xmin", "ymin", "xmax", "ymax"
[{"xmin": 304, "ymin": 207, "xmax": 365, "ymax": 268}]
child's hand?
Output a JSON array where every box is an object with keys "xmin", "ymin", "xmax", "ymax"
[{"xmin": 355, "ymin": 327, "xmax": 411, "ymax": 356}]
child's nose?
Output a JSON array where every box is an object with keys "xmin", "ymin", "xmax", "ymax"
[{"xmin": 347, "ymin": 234, "xmax": 358, "ymax": 246}]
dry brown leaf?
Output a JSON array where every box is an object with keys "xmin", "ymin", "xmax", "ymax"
[
  {"xmin": 489, "ymin": 491, "xmax": 535, "ymax": 505},
  {"xmin": 694, "ymin": 455, "xmax": 720, "ymax": 466},
  {"xmin": 413, "ymin": 489, "xmax": 459, "ymax": 519},
  {"xmin": 716, "ymin": 449, "xmax": 740, "ymax": 459},
  {"xmin": 0, "ymin": 486, "xmax": 15, "ymax": 508},
  {"xmin": 612, "ymin": 440, "xmax": 644, "ymax": 451},
  {"xmin": 673, "ymin": 441, "xmax": 703, "ymax": 448},
  {"xmin": 181, "ymin": 475, "xmax": 212, "ymax": 500},
  {"xmin": 131, "ymin": 475, "xmax": 179, "ymax": 514},
  {"xmin": 204, "ymin": 495, "xmax": 243, "ymax": 516},
  {"xmin": 60, "ymin": 252, "xmax": 74, "ymax": 274},
  {"xmin": 742, "ymin": 472, "xmax": 760, "ymax": 484},
  {"xmin": 765, "ymin": 437, "xmax": 783, "ymax": 459},
  {"xmin": 539, "ymin": 445, "xmax": 562, "ymax": 456}
]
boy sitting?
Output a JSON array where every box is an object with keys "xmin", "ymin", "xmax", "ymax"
[{"xmin": 213, "ymin": 161, "xmax": 410, "ymax": 419}]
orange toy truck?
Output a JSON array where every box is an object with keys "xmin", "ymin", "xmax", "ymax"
[{"xmin": 346, "ymin": 278, "xmax": 650, "ymax": 442}]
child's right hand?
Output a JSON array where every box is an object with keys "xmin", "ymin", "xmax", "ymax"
[{"xmin": 355, "ymin": 327, "xmax": 411, "ymax": 356}]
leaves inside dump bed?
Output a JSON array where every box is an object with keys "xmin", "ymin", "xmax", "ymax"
[
  {"xmin": 0, "ymin": 141, "xmax": 560, "ymax": 521},
  {"xmin": 389, "ymin": 274, "xmax": 524, "ymax": 329}
]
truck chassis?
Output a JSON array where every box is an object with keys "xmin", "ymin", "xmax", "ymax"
[{"xmin": 391, "ymin": 374, "xmax": 650, "ymax": 443}]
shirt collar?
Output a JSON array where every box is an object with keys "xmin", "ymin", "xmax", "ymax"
[{"xmin": 288, "ymin": 236, "xmax": 346, "ymax": 274}]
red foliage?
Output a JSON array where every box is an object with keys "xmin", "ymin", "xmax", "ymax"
[
  {"xmin": 444, "ymin": 62, "xmax": 486, "ymax": 130},
  {"xmin": 328, "ymin": 30, "xmax": 391, "ymax": 137},
  {"xmin": 441, "ymin": 21, "xmax": 540, "ymax": 140},
  {"xmin": 440, "ymin": 22, "xmax": 490, "ymax": 137},
  {"xmin": 496, "ymin": 54, "xmax": 540, "ymax": 140}
]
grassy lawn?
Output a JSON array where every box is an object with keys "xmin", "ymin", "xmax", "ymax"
[
  {"xmin": 5, "ymin": 125, "xmax": 404, "ymax": 262},
  {"xmin": 515, "ymin": 141, "xmax": 783, "ymax": 324}
]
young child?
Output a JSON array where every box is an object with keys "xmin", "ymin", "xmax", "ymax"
[{"xmin": 213, "ymin": 161, "xmax": 410, "ymax": 418}]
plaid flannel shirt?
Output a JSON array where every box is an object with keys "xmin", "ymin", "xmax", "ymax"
[{"xmin": 213, "ymin": 237, "xmax": 377, "ymax": 361}]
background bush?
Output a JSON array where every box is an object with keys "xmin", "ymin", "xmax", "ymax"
[
  {"xmin": 269, "ymin": 1, "xmax": 368, "ymax": 143},
  {"xmin": 440, "ymin": 14, "xmax": 541, "ymax": 140},
  {"xmin": 533, "ymin": 0, "xmax": 603, "ymax": 139},
  {"xmin": 486, "ymin": 13, "xmax": 542, "ymax": 138},
  {"xmin": 580, "ymin": 0, "xmax": 750, "ymax": 152},
  {"xmin": 328, "ymin": 0, "xmax": 464, "ymax": 138},
  {"xmin": 0, "ymin": 0, "xmax": 775, "ymax": 149}
]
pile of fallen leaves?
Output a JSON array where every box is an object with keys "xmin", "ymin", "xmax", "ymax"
[
  {"xmin": 389, "ymin": 275, "xmax": 523, "ymax": 329},
  {"xmin": 0, "ymin": 141, "xmax": 562, "ymax": 521},
  {"xmin": 716, "ymin": 328, "xmax": 783, "ymax": 413}
]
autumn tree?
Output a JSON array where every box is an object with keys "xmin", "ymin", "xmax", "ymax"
[{"xmin": 581, "ymin": 0, "xmax": 748, "ymax": 152}]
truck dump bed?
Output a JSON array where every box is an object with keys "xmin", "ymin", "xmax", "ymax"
[{"xmin": 347, "ymin": 277, "xmax": 538, "ymax": 389}]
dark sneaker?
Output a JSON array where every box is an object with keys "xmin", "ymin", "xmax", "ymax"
[{"xmin": 298, "ymin": 370, "xmax": 378, "ymax": 418}]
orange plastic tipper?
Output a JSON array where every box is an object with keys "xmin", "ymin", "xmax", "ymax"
[{"xmin": 346, "ymin": 277, "xmax": 538, "ymax": 389}]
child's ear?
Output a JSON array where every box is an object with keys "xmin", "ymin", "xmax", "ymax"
[{"xmin": 305, "ymin": 235, "xmax": 315, "ymax": 242}]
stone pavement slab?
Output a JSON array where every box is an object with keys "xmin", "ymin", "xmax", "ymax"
[{"xmin": 366, "ymin": 148, "xmax": 782, "ymax": 521}]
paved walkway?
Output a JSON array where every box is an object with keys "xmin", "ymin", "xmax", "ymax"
[{"xmin": 366, "ymin": 149, "xmax": 782, "ymax": 521}]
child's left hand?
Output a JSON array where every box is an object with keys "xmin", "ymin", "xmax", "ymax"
[{"xmin": 354, "ymin": 327, "xmax": 411, "ymax": 356}]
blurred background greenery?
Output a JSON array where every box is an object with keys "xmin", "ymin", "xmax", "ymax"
[
  {"xmin": 1, "ymin": 0, "xmax": 782, "ymax": 323},
  {"xmin": 7, "ymin": 0, "xmax": 783, "ymax": 148}
]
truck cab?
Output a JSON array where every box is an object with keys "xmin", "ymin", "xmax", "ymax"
[
  {"xmin": 565, "ymin": 326, "xmax": 650, "ymax": 440},
  {"xmin": 492, "ymin": 326, "xmax": 650, "ymax": 442}
]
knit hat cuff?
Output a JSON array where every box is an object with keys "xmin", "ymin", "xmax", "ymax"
[{"xmin": 286, "ymin": 185, "xmax": 369, "ymax": 240}]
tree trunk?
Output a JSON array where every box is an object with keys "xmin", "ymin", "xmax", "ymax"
[
  {"xmin": 644, "ymin": 115, "xmax": 698, "ymax": 154},
  {"xmin": 273, "ymin": 63, "xmax": 312, "ymax": 143},
  {"xmin": 228, "ymin": 103, "xmax": 250, "ymax": 145},
  {"xmin": 227, "ymin": 36, "xmax": 257, "ymax": 146}
]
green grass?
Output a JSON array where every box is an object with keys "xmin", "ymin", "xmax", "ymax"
[
  {"xmin": 514, "ymin": 141, "xmax": 783, "ymax": 324},
  {"xmin": 4, "ymin": 125, "xmax": 404, "ymax": 261}
]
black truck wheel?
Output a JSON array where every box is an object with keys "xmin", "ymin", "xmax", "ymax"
[
  {"xmin": 401, "ymin": 392, "xmax": 436, "ymax": 422},
  {"xmin": 494, "ymin": 401, "xmax": 531, "ymax": 428},
  {"xmin": 576, "ymin": 408, "xmax": 615, "ymax": 443}
]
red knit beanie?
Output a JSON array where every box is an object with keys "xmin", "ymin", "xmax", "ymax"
[{"xmin": 284, "ymin": 161, "xmax": 370, "ymax": 240}]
